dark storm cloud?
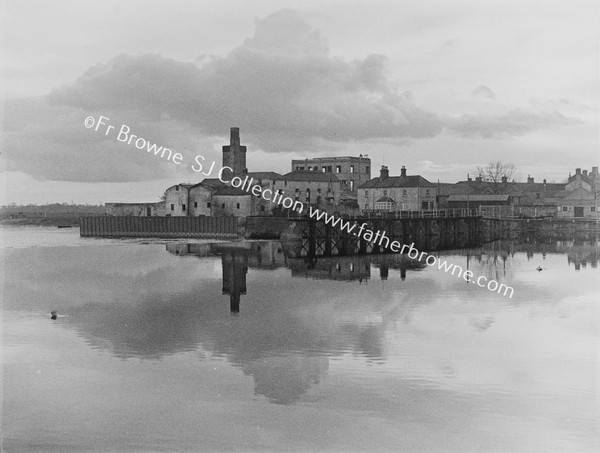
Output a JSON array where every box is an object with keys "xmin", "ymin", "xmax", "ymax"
[{"xmin": 4, "ymin": 8, "xmax": 581, "ymax": 182}]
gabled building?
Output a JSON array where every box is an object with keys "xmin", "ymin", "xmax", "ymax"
[
  {"xmin": 165, "ymin": 183, "xmax": 196, "ymax": 216},
  {"xmin": 357, "ymin": 166, "xmax": 437, "ymax": 212},
  {"xmin": 273, "ymin": 171, "xmax": 342, "ymax": 206}
]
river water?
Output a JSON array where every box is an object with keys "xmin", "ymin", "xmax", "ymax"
[{"xmin": 1, "ymin": 226, "xmax": 598, "ymax": 452}]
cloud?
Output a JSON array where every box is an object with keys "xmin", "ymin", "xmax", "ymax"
[
  {"xmin": 4, "ymin": 8, "xmax": 583, "ymax": 182},
  {"xmin": 471, "ymin": 84, "xmax": 496, "ymax": 100},
  {"xmin": 449, "ymin": 109, "xmax": 581, "ymax": 139}
]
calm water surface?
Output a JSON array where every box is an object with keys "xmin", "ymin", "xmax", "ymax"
[{"xmin": 2, "ymin": 226, "xmax": 599, "ymax": 452}]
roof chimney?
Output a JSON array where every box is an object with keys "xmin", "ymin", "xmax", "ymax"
[
  {"xmin": 592, "ymin": 166, "xmax": 598, "ymax": 175},
  {"xmin": 527, "ymin": 175, "xmax": 534, "ymax": 184},
  {"xmin": 501, "ymin": 176, "xmax": 508, "ymax": 184},
  {"xmin": 380, "ymin": 165, "xmax": 389, "ymax": 180},
  {"xmin": 230, "ymin": 127, "xmax": 240, "ymax": 146},
  {"xmin": 583, "ymin": 169, "xmax": 588, "ymax": 177},
  {"xmin": 400, "ymin": 166, "xmax": 407, "ymax": 177},
  {"xmin": 575, "ymin": 168, "xmax": 581, "ymax": 175}
]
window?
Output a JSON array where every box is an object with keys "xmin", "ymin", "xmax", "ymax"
[
  {"xmin": 207, "ymin": 202, "xmax": 211, "ymax": 208},
  {"xmin": 317, "ymin": 188, "xmax": 321, "ymax": 193},
  {"xmin": 365, "ymin": 190, "xmax": 369, "ymax": 197},
  {"xmin": 422, "ymin": 201, "xmax": 428, "ymax": 209},
  {"xmin": 562, "ymin": 207, "xmax": 568, "ymax": 211},
  {"xmin": 327, "ymin": 166, "xmax": 332, "ymax": 172},
  {"xmin": 426, "ymin": 189, "xmax": 430, "ymax": 197},
  {"xmin": 295, "ymin": 187, "xmax": 299, "ymax": 192},
  {"xmin": 306, "ymin": 188, "xmax": 311, "ymax": 193},
  {"xmin": 336, "ymin": 166, "xmax": 341, "ymax": 173},
  {"xmin": 349, "ymin": 180, "xmax": 354, "ymax": 191},
  {"xmin": 182, "ymin": 204, "xmax": 186, "ymax": 211},
  {"xmin": 403, "ymin": 189, "xmax": 408, "ymax": 196},
  {"xmin": 260, "ymin": 205, "xmax": 265, "ymax": 212},
  {"xmin": 383, "ymin": 190, "xmax": 387, "ymax": 196},
  {"xmin": 536, "ymin": 193, "xmax": 541, "ymax": 199},
  {"xmin": 322, "ymin": 167, "xmax": 326, "ymax": 172},
  {"xmin": 365, "ymin": 166, "xmax": 369, "ymax": 173},
  {"xmin": 236, "ymin": 203, "xmax": 240, "ymax": 209},
  {"xmin": 221, "ymin": 203, "xmax": 225, "ymax": 209},
  {"xmin": 592, "ymin": 207, "xmax": 596, "ymax": 212},
  {"xmin": 350, "ymin": 165, "xmax": 355, "ymax": 173},
  {"xmin": 171, "ymin": 204, "xmax": 174, "ymax": 211},
  {"xmin": 175, "ymin": 186, "xmax": 179, "ymax": 191},
  {"xmin": 194, "ymin": 202, "xmax": 198, "ymax": 208},
  {"xmin": 284, "ymin": 181, "xmax": 287, "ymax": 187}
]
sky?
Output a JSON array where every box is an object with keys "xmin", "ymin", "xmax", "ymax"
[{"xmin": 1, "ymin": 0, "xmax": 598, "ymax": 205}]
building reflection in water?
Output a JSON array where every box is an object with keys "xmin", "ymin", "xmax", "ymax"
[
  {"xmin": 167, "ymin": 241, "xmax": 428, "ymax": 313},
  {"xmin": 166, "ymin": 241, "xmax": 287, "ymax": 313},
  {"xmin": 167, "ymin": 234, "xmax": 600, "ymax": 315}
]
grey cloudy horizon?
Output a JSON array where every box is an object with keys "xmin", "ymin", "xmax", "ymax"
[{"xmin": 1, "ymin": 0, "xmax": 598, "ymax": 204}]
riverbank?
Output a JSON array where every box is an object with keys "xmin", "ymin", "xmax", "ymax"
[{"xmin": 0, "ymin": 216, "xmax": 81, "ymax": 227}]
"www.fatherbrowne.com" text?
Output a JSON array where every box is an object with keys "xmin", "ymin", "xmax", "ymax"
[{"xmin": 211, "ymin": 163, "xmax": 514, "ymax": 299}]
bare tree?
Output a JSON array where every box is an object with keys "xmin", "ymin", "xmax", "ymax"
[{"xmin": 474, "ymin": 161, "xmax": 517, "ymax": 193}]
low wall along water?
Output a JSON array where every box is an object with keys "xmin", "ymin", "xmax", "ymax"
[{"xmin": 80, "ymin": 216, "xmax": 239, "ymax": 238}]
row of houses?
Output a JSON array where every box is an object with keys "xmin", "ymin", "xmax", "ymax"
[{"xmin": 106, "ymin": 127, "xmax": 599, "ymax": 219}]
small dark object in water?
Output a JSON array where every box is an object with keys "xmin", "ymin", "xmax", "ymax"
[
  {"xmin": 57, "ymin": 225, "xmax": 73, "ymax": 228},
  {"xmin": 50, "ymin": 311, "xmax": 57, "ymax": 320},
  {"xmin": 536, "ymin": 266, "xmax": 543, "ymax": 272}
]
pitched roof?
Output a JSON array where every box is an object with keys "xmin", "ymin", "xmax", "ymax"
[
  {"xmin": 213, "ymin": 186, "xmax": 251, "ymax": 196},
  {"xmin": 437, "ymin": 182, "xmax": 476, "ymax": 196},
  {"xmin": 359, "ymin": 175, "xmax": 435, "ymax": 189},
  {"xmin": 200, "ymin": 178, "xmax": 227, "ymax": 188},
  {"xmin": 246, "ymin": 171, "xmax": 282, "ymax": 180},
  {"xmin": 447, "ymin": 194, "xmax": 510, "ymax": 202},
  {"xmin": 280, "ymin": 171, "xmax": 341, "ymax": 183}
]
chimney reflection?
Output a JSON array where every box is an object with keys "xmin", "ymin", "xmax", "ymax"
[{"xmin": 221, "ymin": 252, "xmax": 248, "ymax": 314}]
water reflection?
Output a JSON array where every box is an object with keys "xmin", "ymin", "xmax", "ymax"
[{"xmin": 4, "ymin": 233, "xmax": 599, "ymax": 409}]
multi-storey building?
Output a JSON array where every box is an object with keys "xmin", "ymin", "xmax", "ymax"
[
  {"xmin": 357, "ymin": 166, "xmax": 437, "ymax": 212},
  {"xmin": 290, "ymin": 156, "xmax": 370, "ymax": 192}
]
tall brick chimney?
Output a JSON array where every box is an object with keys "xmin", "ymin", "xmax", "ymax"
[
  {"xmin": 401, "ymin": 166, "xmax": 407, "ymax": 177},
  {"xmin": 380, "ymin": 165, "xmax": 389, "ymax": 180},
  {"xmin": 576, "ymin": 168, "xmax": 581, "ymax": 175},
  {"xmin": 230, "ymin": 127, "xmax": 240, "ymax": 146}
]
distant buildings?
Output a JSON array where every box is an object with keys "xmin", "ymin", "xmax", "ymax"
[
  {"xmin": 273, "ymin": 171, "xmax": 342, "ymax": 206},
  {"xmin": 291, "ymin": 156, "xmax": 371, "ymax": 192},
  {"xmin": 357, "ymin": 166, "xmax": 437, "ymax": 212},
  {"xmin": 105, "ymin": 127, "xmax": 599, "ymax": 219}
]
